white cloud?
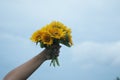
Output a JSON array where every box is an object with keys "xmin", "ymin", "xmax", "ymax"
[{"xmin": 71, "ymin": 41, "xmax": 120, "ymax": 67}]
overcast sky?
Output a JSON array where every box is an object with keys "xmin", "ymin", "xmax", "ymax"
[{"xmin": 0, "ymin": 0, "xmax": 120, "ymax": 80}]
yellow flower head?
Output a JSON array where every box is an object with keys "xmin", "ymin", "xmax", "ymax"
[
  {"xmin": 48, "ymin": 27, "xmax": 65, "ymax": 39},
  {"xmin": 68, "ymin": 34, "xmax": 73, "ymax": 46},
  {"xmin": 41, "ymin": 32, "xmax": 53, "ymax": 46},
  {"xmin": 49, "ymin": 21, "xmax": 66, "ymax": 29},
  {"xmin": 30, "ymin": 30, "xmax": 43, "ymax": 42},
  {"xmin": 30, "ymin": 21, "xmax": 73, "ymax": 47}
]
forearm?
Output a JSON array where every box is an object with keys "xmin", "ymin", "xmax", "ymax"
[{"xmin": 4, "ymin": 49, "xmax": 47, "ymax": 80}]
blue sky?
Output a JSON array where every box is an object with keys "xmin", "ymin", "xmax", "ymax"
[{"xmin": 0, "ymin": 0, "xmax": 120, "ymax": 80}]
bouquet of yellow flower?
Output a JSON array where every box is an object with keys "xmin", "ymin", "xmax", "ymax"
[{"xmin": 30, "ymin": 21, "xmax": 73, "ymax": 66}]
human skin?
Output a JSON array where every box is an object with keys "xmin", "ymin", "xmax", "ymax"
[{"xmin": 3, "ymin": 45, "xmax": 61, "ymax": 80}]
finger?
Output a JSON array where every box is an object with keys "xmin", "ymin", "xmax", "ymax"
[
  {"xmin": 55, "ymin": 51, "xmax": 60, "ymax": 57},
  {"xmin": 56, "ymin": 45, "xmax": 61, "ymax": 50},
  {"xmin": 58, "ymin": 45, "xmax": 61, "ymax": 49}
]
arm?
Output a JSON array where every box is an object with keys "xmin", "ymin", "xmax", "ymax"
[{"xmin": 3, "ymin": 45, "xmax": 61, "ymax": 80}]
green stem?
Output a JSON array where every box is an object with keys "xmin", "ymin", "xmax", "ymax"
[{"xmin": 55, "ymin": 57, "xmax": 60, "ymax": 66}]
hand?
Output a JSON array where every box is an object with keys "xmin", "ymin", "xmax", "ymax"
[{"xmin": 44, "ymin": 45, "xmax": 61, "ymax": 60}]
